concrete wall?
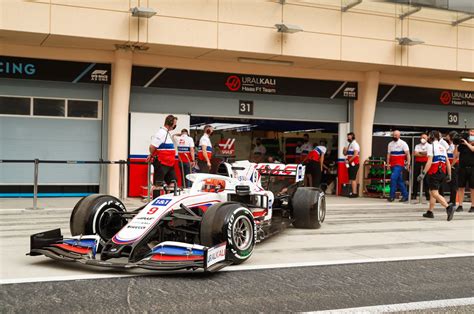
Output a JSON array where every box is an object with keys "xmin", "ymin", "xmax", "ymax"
[{"xmin": 1, "ymin": 0, "xmax": 473, "ymax": 73}]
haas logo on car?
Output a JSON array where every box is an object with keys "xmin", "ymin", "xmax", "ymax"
[{"xmin": 256, "ymin": 164, "xmax": 296, "ymax": 175}]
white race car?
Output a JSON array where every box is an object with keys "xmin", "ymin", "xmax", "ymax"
[{"xmin": 29, "ymin": 160, "xmax": 326, "ymax": 272}]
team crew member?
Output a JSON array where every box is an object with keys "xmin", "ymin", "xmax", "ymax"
[
  {"xmin": 457, "ymin": 129, "xmax": 474, "ymax": 213},
  {"xmin": 445, "ymin": 131, "xmax": 460, "ymax": 209},
  {"xmin": 343, "ymin": 132, "xmax": 360, "ymax": 198},
  {"xmin": 174, "ymin": 129, "xmax": 195, "ymax": 188},
  {"xmin": 387, "ymin": 130, "xmax": 410, "ymax": 202},
  {"xmin": 418, "ymin": 131, "xmax": 454, "ymax": 220},
  {"xmin": 198, "ymin": 125, "xmax": 214, "ymax": 173},
  {"xmin": 413, "ymin": 133, "xmax": 430, "ymax": 201},
  {"xmin": 295, "ymin": 140, "xmax": 303, "ymax": 163},
  {"xmin": 148, "ymin": 115, "xmax": 178, "ymax": 196},
  {"xmin": 303, "ymin": 144, "xmax": 326, "ymax": 187},
  {"xmin": 252, "ymin": 138, "xmax": 266, "ymax": 163},
  {"xmin": 300, "ymin": 134, "xmax": 313, "ymax": 161}
]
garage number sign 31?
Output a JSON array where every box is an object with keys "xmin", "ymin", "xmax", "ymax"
[{"xmin": 239, "ymin": 100, "xmax": 254, "ymax": 115}]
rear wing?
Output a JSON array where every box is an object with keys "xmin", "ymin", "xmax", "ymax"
[{"xmin": 255, "ymin": 163, "xmax": 305, "ymax": 182}]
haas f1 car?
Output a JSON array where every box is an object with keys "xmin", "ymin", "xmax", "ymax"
[{"xmin": 29, "ymin": 161, "xmax": 326, "ymax": 272}]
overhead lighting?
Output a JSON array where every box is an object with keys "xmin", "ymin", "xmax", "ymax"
[
  {"xmin": 130, "ymin": 7, "xmax": 157, "ymax": 18},
  {"xmin": 461, "ymin": 77, "xmax": 474, "ymax": 82},
  {"xmin": 238, "ymin": 57, "xmax": 294, "ymax": 66},
  {"xmin": 275, "ymin": 23, "xmax": 303, "ymax": 33},
  {"xmin": 396, "ymin": 37, "xmax": 424, "ymax": 46}
]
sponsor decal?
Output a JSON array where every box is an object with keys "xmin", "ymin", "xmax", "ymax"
[
  {"xmin": 206, "ymin": 242, "xmax": 226, "ymax": 268},
  {"xmin": 442, "ymin": 91, "xmax": 474, "ymax": 106},
  {"xmin": 256, "ymin": 164, "xmax": 297, "ymax": 176},
  {"xmin": 0, "ymin": 61, "xmax": 36, "ymax": 75},
  {"xmin": 218, "ymin": 138, "xmax": 236, "ymax": 155},
  {"xmin": 152, "ymin": 198, "xmax": 172, "ymax": 206}
]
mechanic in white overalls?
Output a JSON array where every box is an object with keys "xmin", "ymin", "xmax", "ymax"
[
  {"xmin": 300, "ymin": 133, "xmax": 313, "ymax": 162},
  {"xmin": 198, "ymin": 125, "xmax": 214, "ymax": 173},
  {"xmin": 174, "ymin": 128, "xmax": 195, "ymax": 188}
]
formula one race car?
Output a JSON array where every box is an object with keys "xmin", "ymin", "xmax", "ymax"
[{"xmin": 29, "ymin": 160, "xmax": 326, "ymax": 272}]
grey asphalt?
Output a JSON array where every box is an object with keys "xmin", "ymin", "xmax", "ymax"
[{"xmin": 1, "ymin": 257, "xmax": 473, "ymax": 313}]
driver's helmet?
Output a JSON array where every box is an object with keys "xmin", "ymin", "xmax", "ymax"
[{"xmin": 202, "ymin": 178, "xmax": 226, "ymax": 193}]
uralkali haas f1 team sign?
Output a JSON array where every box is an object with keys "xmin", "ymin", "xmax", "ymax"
[{"xmin": 131, "ymin": 66, "xmax": 358, "ymax": 100}]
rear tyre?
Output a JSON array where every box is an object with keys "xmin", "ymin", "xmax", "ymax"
[
  {"xmin": 200, "ymin": 202, "xmax": 256, "ymax": 265},
  {"xmin": 70, "ymin": 194, "xmax": 127, "ymax": 242},
  {"xmin": 291, "ymin": 187, "xmax": 325, "ymax": 229}
]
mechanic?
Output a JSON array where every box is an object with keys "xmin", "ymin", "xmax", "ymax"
[
  {"xmin": 417, "ymin": 130, "xmax": 454, "ymax": 220},
  {"xmin": 445, "ymin": 131, "xmax": 460, "ymax": 210},
  {"xmin": 295, "ymin": 140, "xmax": 303, "ymax": 163},
  {"xmin": 303, "ymin": 143, "xmax": 326, "ymax": 188},
  {"xmin": 148, "ymin": 115, "xmax": 178, "ymax": 197},
  {"xmin": 457, "ymin": 129, "xmax": 474, "ymax": 213},
  {"xmin": 413, "ymin": 133, "xmax": 430, "ymax": 201},
  {"xmin": 252, "ymin": 138, "xmax": 266, "ymax": 163},
  {"xmin": 300, "ymin": 134, "xmax": 313, "ymax": 161},
  {"xmin": 387, "ymin": 130, "xmax": 410, "ymax": 202},
  {"xmin": 174, "ymin": 128, "xmax": 195, "ymax": 188},
  {"xmin": 343, "ymin": 132, "xmax": 360, "ymax": 198},
  {"xmin": 198, "ymin": 125, "xmax": 214, "ymax": 173}
]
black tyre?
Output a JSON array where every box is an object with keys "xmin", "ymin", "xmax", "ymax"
[
  {"xmin": 291, "ymin": 187, "xmax": 325, "ymax": 229},
  {"xmin": 70, "ymin": 194, "xmax": 127, "ymax": 242},
  {"xmin": 200, "ymin": 202, "xmax": 256, "ymax": 265}
]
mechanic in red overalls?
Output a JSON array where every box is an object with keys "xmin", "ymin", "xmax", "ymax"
[
  {"xmin": 198, "ymin": 125, "xmax": 214, "ymax": 173},
  {"xmin": 417, "ymin": 130, "xmax": 453, "ymax": 220},
  {"xmin": 147, "ymin": 115, "xmax": 178, "ymax": 197},
  {"xmin": 413, "ymin": 133, "xmax": 430, "ymax": 201},
  {"xmin": 303, "ymin": 144, "xmax": 326, "ymax": 188}
]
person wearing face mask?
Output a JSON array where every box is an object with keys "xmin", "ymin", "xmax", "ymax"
[
  {"xmin": 343, "ymin": 132, "xmax": 360, "ymax": 198},
  {"xmin": 417, "ymin": 130, "xmax": 453, "ymax": 220},
  {"xmin": 300, "ymin": 134, "xmax": 313, "ymax": 161},
  {"xmin": 198, "ymin": 125, "xmax": 214, "ymax": 173},
  {"xmin": 413, "ymin": 133, "xmax": 430, "ymax": 201},
  {"xmin": 173, "ymin": 128, "xmax": 195, "ymax": 188},
  {"xmin": 457, "ymin": 129, "xmax": 474, "ymax": 213},
  {"xmin": 445, "ymin": 131, "xmax": 460, "ymax": 210},
  {"xmin": 252, "ymin": 138, "xmax": 266, "ymax": 163},
  {"xmin": 295, "ymin": 140, "xmax": 303, "ymax": 163},
  {"xmin": 387, "ymin": 130, "xmax": 410, "ymax": 202},
  {"xmin": 148, "ymin": 115, "xmax": 178, "ymax": 196}
]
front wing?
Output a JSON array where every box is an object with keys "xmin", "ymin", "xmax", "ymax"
[{"xmin": 28, "ymin": 229, "xmax": 231, "ymax": 272}]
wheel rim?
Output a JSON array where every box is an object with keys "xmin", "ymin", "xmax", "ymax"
[
  {"xmin": 318, "ymin": 195, "xmax": 326, "ymax": 223},
  {"xmin": 232, "ymin": 215, "xmax": 253, "ymax": 251},
  {"xmin": 97, "ymin": 208, "xmax": 124, "ymax": 240}
]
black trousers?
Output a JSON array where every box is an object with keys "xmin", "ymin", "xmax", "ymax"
[
  {"xmin": 449, "ymin": 167, "xmax": 458, "ymax": 204},
  {"xmin": 413, "ymin": 162, "xmax": 430, "ymax": 200},
  {"xmin": 307, "ymin": 161, "xmax": 322, "ymax": 188}
]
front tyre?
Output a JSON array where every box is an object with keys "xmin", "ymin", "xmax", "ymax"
[
  {"xmin": 200, "ymin": 202, "xmax": 256, "ymax": 265},
  {"xmin": 291, "ymin": 187, "xmax": 325, "ymax": 229},
  {"xmin": 70, "ymin": 194, "xmax": 127, "ymax": 242}
]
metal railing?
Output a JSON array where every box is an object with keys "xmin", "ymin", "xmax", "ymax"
[{"xmin": 0, "ymin": 158, "xmax": 150, "ymax": 209}]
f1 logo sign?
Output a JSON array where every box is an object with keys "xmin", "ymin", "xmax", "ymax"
[{"xmin": 218, "ymin": 138, "xmax": 236, "ymax": 155}]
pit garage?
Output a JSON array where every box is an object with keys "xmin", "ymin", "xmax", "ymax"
[{"xmin": 127, "ymin": 67, "xmax": 357, "ymax": 197}]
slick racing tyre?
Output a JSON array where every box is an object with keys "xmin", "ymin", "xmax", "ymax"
[
  {"xmin": 200, "ymin": 202, "xmax": 256, "ymax": 265},
  {"xmin": 291, "ymin": 187, "xmax": 325, "ymax": 229},
  {"xmin": 70, "ymin": 194, "xmax": 127, "ymax": 242}
]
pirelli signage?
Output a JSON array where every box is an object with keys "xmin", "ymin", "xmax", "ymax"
[
  {"xmin": 378, "ymin": 84, "xmax": 473, "ymax": 107},
  {"xmin": 0, "ymin": 56, "xmax": 111, "ymax": 84},
  {"xmin": 132, "ymin": 66, "xmax": 358, "ymax": 100}
]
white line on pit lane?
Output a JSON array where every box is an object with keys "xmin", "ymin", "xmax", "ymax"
[
  {"xmin": 223, "ymin": 253, "xmax": 474, "ymax": 272},
  {"xmin": 308, "ymin": 297, "xmax": 474, "ymax": 313},
  {"xmin": 1, "ymin": 253, "xmax": 473, "ymax": 285}
]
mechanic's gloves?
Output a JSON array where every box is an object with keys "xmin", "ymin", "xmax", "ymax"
[
  {"xmin": 417, "ymin": 171, "xmax": 426, "ymax": 182},
  {"xmin": 446, "ymin": 174, "xmax": 452, "ymax": 183}
]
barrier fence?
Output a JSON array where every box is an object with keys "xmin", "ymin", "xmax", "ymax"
[{"xmin": 0, "ymin": 159, "xmax": 151, "ymax": 209}]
